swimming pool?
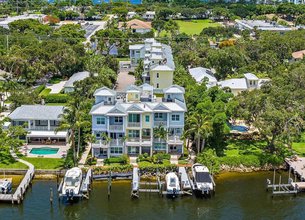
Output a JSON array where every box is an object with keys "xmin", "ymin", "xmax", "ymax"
[
  {"xmin": 230, "ymin": 125, "xmax": 249, "ymax": 132},
  {"xmin": 30, "ymin": 147, "xmax": 59, "ymax": 155}
]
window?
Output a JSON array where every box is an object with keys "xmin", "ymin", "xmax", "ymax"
[
  {"xmin": 172, "ymin": 115, "xmax": 180, "ymax": 121},
  {"xmin": 157, "ymin": 73, "xmax": 159, "ymax": 78},
  {"xmin": 154, "ymin": 113, "xmax": 163, "ymax": 119},
  {"xmin": 97, "ymin": 117, "xmax": 105, "ymax": 125},
  {"xmin": 128, "ymin": 130, "xmax": 140, "ymax": 138},
  {"xmin": 156, "ymin": 83, "xmax": 159, "ymax": 88},
  {"xmin": 142, "ymin": 129, "xmax": 151, "ymax": 137},
  {"xmin": 135, "ymin": 94, "xmax": 139, "ymax": 99},
  {"xmin": 110, "ymin": 147, "xmax": 123, "ymax": 154},
  {"xmin": 128, "ymin": 114, "xmax": 140, "ymax": 123},
  {"xmin": 114, "ymin": 117, "xmax": 123, "ymax": 123},
  {"xmin": 145, "ymin": 115, "xmax": 150, "ymax": 122}
]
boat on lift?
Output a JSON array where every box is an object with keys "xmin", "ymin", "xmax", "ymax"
[
  {"xmin": 62, "ymin": 167, "xmax": 83, "ymax": 200},
  {"xmin": 192, "ymin": 163, "xmax": 215, "ymax": 196},
  {"xmin": 0, "ymin": 178, "xmax": 12, "ymax": 194},
  {"xmin": 165, "ymin": 172, "xmax": 180, "ymax": 197}
]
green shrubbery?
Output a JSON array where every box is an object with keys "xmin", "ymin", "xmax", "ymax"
[
  {"xmin": 45, "ymin": 94, "xmax": 69, "ymax": 103},
  {"xmin": 92, "ymin": 165, "xmax": 133, "ymax": 174},
  {"xmin": 39, "ymin": 88, "xmax": 51, "ymax": 98},
  {"xmin": 138, "ymin": 153, "xmax": 170, "ymax": 164},
  {"xmin": 34, "ymin": 85, "xmax": 46, "ymax": 94},
  {"xmin": 138, "ymin": 163, "xmax": 177, "ymax": 173},
  {"xmin": 104, "ymin": 155, "xmax": 128, "ymax": 165}
]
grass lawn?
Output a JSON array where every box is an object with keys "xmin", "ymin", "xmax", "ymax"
[
  {"xmin": 176, "ymin": 19, "xmax": 221, "ymax": 35},
  {"xmin": 292, "ymin": 133, "xmax": 305, "ymax": 155},
  {"xmin": 0, "ymin": 161, "xmax": 28, "ymax": 169},
  {"xmin": 22, "ymin": 157, "xmax": 65, "ymax": 170},
  {"xmin": 117, "ymin": 57, "xmax": 130, "ymax": 61},
  {"xmin": 46, "ymin": 103, "xmax": 67, "ymax": 106},
  {"xmin": 39, "ymin": 88, "xmax": 51, "ymax": 97}
]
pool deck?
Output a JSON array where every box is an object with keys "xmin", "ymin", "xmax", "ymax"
[{"xmin": 20, "ymin": 145, "xmax": 70, "ymax": 159}]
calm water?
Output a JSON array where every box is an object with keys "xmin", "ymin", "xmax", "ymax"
[{"xmin": 0, "ymin": 172, "xmax": 304, "ymax": 219}]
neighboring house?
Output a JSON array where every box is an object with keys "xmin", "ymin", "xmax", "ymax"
[
  {"xmin": 64, "ymin": 71, "xmax": 90, "ymax": 93},
  {"xmin": 235, "ymin": 19, "xmax": 295, "ymax": 32},
  {"xmin": 292, "ymin": 50, "xmax": 305, "ymax": 61},
  {"xmin": 118, "ymin": 19, "xmax": 152, "ymax": 34},
  {"xmin": 90, "ymin": 83, "xmax": 186, "ymax": 158},
  {"xmin": 127, "ymin": 12, "xmax": 137, "ymax": 20},
  {"xmin": 218, "ymin": 73, "xmax": 269, "ymax": 96},
  {"xmin": 142, "ymin": 11, "xmax": 155, "ymax": 20},
  {"xmin": 129, "ymin": 38, "xmax": 175, "ymax": 89},
  {"xmin": 188, "ymin": 67, "xmax": 218, "ymax": 88},
  {"xmin": 9, "ymin": 105, "xmax": 68, "ymax": 144}
]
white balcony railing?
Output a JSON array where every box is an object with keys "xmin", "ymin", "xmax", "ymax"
[
  {"xmin": 154, "ymin": 121, "xmax": 167, "ymax": 127},
  {"xmin": 29, "ymin": 126, "xmax": 58, "ymax": 131},
  {"xmin": 127, "ymin": 137, "xmax": 140, "ymax": 142},
  {"xmin": 127, "ymin": 122, "xmax": 140, "ymax": 127},
  {"xmin": 109, "ymin": 125, "xmax": 124, "ymax": 131},
  {"xmin": 110, "ymin": 139, "xmax": 124, "ymax": 147},
  {"xmin": 168, "ymin": 136, "xmax": 183, "ymax": 144}
]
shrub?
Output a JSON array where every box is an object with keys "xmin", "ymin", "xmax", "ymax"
[
  {"xmin": 45, "ymin": 94, "xmax": 69, "ymax": 103},
  {"xmin": 92, "ymin": 165, "xmax": 133, "ymax": 174},
  {"xmin": 35, "ymin": 85, "xmax": 46, "ymax": 94},
  {"xmin": 138, "ymin": 163, "xmax": 177, "ymax": 173},
  {"xmin": 104, "ymin": 155, "xmax": 128, "ymax": 165}
]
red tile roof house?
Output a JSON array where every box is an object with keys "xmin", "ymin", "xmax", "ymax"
[
  {"xmin": 118, "ymin": 19, "xmax": 152, "ymax": 34},
  {"xmin": 292, "ymin": 50, "xmax": 305, "ymax": 61}
]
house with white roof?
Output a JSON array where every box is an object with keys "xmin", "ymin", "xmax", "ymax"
[
  {"xmin": 127, "ymin": 12, "xmax": 137, "ymax": 20},
  {"xmin": 218, "ymin": 73, "xmax": 269, "ymax": 96},
  {"xmin": 129, "ymin": 38, "xmax": 175, "ymax": 90},
  {"xmin": 90, "ymin": 83, "xmax": 186, "ymax": 158},
  {"xmin": 142, "ymin": 11, "xmax": 156, "ymax": 20},
  {"xmin": 9, "ymin": 105, "xmax": 68, "ymax": 144},
  {"xmin": 188, "ymin": 67, "xmax": 218, "ymax": 88},
  {"xmin": 64, "ymin": 71, "xmax": 90, "ymax": 93}
]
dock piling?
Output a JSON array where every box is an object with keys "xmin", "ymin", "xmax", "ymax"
[{"xmin": 50, "ymin": 188, "xmax": 53, "ymax": 204}]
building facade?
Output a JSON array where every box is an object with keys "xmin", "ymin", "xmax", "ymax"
[
  {"xmin": 129, "ymin": 39, "xmax": 175, "ymax": 90},
  {"xmin": 9, "ymin": 105, "xmax": 68, "ymax": 144},
  {"xmin": 90, "ymin": 84, "xmax": 186, "ymax": 158}
]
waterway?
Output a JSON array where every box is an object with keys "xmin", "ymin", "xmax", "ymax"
[{"xmin": 0, "ymin": 171, "xmax": 304, "ymax": 219}]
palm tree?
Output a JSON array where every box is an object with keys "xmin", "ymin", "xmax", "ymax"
[
  {"xmin": 85, "ymin": 133, "xmax": 96, "ymax": 158},
  {"xmin": 187, "ymin": 113, "xmax": 212, "ymax": 154},
  {"xmin": 153, "ymin": 125, "xmax": 168, "ymax": 143}
]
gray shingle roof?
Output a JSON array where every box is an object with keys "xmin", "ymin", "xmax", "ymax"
[
  {"xmin": 64, "ymin": 71, "xmax": 90, "ymax": 88},
  {"xmin": 9, "ymin": 105, "xmax": 64, "ymax": 120}
]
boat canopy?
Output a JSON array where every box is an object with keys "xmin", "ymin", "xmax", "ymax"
[{"xmin": 196, "ymin": 172, "xmax": 212, "ymax": 183}]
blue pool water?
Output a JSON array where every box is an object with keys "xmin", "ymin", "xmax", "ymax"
[
  {"xmin": 230, "ymin": 125, "xmax": 249, "ymax": 132},
  {"xmin": 30, "ymin": 147, "xmax": 59, "ymax": 155}
]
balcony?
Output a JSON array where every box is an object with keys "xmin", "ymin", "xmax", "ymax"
[
  {"xmin": 109, "ymin": 125, "xmax": 124, "ymax": 131},
  {"xmin": 142, "ymin": 137, "xmax": 152, "ymax": 146},
  {"xmin": 168, "ymin": 136, "xmax": 183, "ymax": 144},
  {"xmin": 127, "ymin": 122, "xmax": 140, "ymax": 128},
  {"xmin": 154, "ymin": 121, "xmax": 167, "ymax": 127},
  {"xmin": 29, "ymin": 126, "xmax": 58, "ymax": 131},
  {"xmin": 110, "ymin": 139, "xmax": 124, "ymax": 147},
  {"xmin": 92, "ymin": 139, "xmax": 109, "ymax": 148}
]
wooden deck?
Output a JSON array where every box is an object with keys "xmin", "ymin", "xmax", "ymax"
[
  {"xmin": 0, "ymin": 152, "xmax": 35, "ymax": 203},
  {"xmin": 285, "ymin": 157, "xmax": 305, "ymax": 181}
]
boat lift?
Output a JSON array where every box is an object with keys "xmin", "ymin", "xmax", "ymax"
[{"xmin": 131, "ymin": 167, "xmax": 195, "ymax": 198}]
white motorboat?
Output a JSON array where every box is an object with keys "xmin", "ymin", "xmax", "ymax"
[
  {"xmin": 165, "ymin": 172, "xmax": 180, "ymax": 196},
  {"xmin": 62, "ymin": 167, "xmax": 83, "ymax": 199},
  {"xmin": 0, "ymin": 178, "xmax": 12, "ymax": 194},
  {"xmin": 192, "ymin": 163, "xmax": 214, "ymax": 195}
]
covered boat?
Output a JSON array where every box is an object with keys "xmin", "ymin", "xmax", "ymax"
[
  {"xmin": 0, "ymin": 178, "xmax": 12, "ymax": 194},
  {"xmin": 165, "ymin": 172, "xmax": 180, "ymax": 197}
]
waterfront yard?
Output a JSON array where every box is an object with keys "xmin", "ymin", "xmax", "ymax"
[
  {"xmin": 21, "ymin": 157, "xmax": 64, "ymax": 170},
  {"xmin": 0, "ymin": 161, "xmax": 28, "ymax": 169}
]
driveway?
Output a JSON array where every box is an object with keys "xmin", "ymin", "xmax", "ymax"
[
  {"xmin": 115, "ymin": 66, "xmax": 135, "ymax": 92},
  {"xmin": 47, "ymin": 81, "xmax": 67, "ymax": 94}
]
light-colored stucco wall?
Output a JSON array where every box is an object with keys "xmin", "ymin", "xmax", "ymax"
[{"xmin": 150, "ymin": 70, "xmax": 173, "ymax": 89}]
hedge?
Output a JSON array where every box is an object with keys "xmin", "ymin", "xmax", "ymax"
[
  {"xmin": 92, "ymin": 165, "xmax": 133, "ymax": 174},
  {"xmin": 45, "ymin": 94, "xmax": 69, "ymax": 103},
  {"xmin": 35, "ymin": 85, "xmax": 46, "ymax": 94},
  {"xmin": 104, "ymin": 155, "xmax": 128, "ymax": 165}
]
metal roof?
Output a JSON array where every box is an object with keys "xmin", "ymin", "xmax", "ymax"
[
  {"xmin": 9, "ymin": 105, "xmax": 64, "ymax": 120},
  {"xmin": 189, "ymin": 67, "xmax": 217, "ymax": 83},
  {"xmin": 64, "ymin": 71, "xmax": 90, "ymax": 88}
]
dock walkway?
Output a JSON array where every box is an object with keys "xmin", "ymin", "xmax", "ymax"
[
  {"xmin": 285, "ymin": 157, "xmax": 305, "ymax": 180},
  {"xmin": 0, "ymin": 151, "xmax": 35, "ymax": 203}
]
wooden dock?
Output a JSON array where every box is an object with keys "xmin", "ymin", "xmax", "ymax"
[
  {"xmin": 285, "ymin": 157, "xmax": 305, "ymax": 181},
  {"xmin": 0, "ymin": 157, "xmax": 34, "ymax": 204}
]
